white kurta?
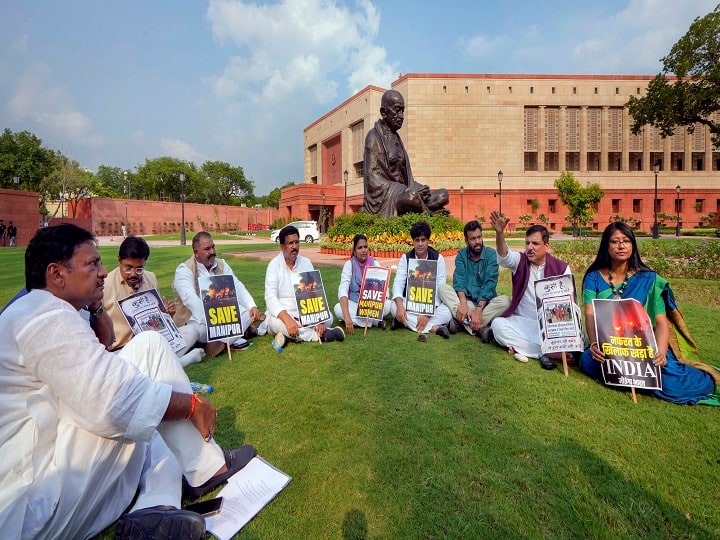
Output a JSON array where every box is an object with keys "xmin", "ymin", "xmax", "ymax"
[
  {"xmin": 174, "ymin": 257, "xmax": 256, "ymax": 348},
  {"xmin": 490, "ymin": 250, "xmax": 572, "ymax": 358},
  {"xmin": 390, "ymin": 252, "xmax": 452, "ymax": 333},
  {"xmin": 333, "ymin": 259, "xmax": 392, "ymax": 327},
  {"xmin": 0, "ymin": 290, "xmax": 224, "ymax": 538},
  {"xmin": 264, "ymin": 252, "xmax": 332, "ymax": 341}
]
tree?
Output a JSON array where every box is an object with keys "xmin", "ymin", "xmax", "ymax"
[
  {"xmin": 554, "ymin": 172, "xmax": 605, "ymax": 235},
  {"xmin": 626, "ymin": 4, "xmax": 720, "ymax": 146},
  {"xmin": 93, "ymin": 165, "xmax": 126, "ymax": 198},
  {"xmin": 199, "ymin": 161, "xmax": 254, "ymax": 205},
  {"xmin": 41, "ymin": 156, "xmax": 97, "ymax": 218},
  {"xmin": 0, "ymin": 128, "xmax": 56, "ymax": 192}
]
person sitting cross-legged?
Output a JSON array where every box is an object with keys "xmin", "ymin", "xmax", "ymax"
[
  {"xmin": 390, "ymin": 220, "xmax": 453, "ymax": 340},
  {"xmin": 438, "ymin": 220, "xmax": 510, "ymax": 340}
]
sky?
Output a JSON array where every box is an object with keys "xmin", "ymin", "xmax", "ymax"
[{"xmin": 1, "ymin": 0, "xmax": 717, "ymax": 196}]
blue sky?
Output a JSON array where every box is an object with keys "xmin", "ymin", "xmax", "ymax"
[{"xmin": 1, "ymin": 0, "xmax": 716, "ymax": 195}]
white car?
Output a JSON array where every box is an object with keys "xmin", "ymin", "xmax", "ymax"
[{"xmin": 270, "ymin": 221, "xmax": 320, "ymax": 243}]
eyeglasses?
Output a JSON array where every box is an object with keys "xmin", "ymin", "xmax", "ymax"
[
  {"xmin": 121, "ymin": 265, "xmax": 145, "ymax": 275},
  {"xmin": 609, "ymin": 239, "xmax": 630, "ymax": 247}
]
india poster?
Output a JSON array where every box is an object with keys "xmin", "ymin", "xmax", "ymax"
[{"xmin": 592, "ymin": 298, "xmax": 662, "ymax": 390}]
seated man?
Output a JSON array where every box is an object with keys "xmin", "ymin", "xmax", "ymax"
[
  {"xmin": 362, "ymin": 89, "xmax": 449, "ymax": 218},
  {"xmin": 391, "ymin": 221, "xmax": 453, "ymax": 340},
  {"xmin": 104, "ymin": 236, "xmax": 205, "ymax": 366},
  {"xmin": 438, "ymin": 220, "xmax": 510, "ymax": 340},
  {"xmin": 173, "ymin": 231, "xmax": 263, "ymax": 357},
  {"xmin": 265, "ymin": 225, "xmax": 345, "ymax": 346},
  {"xmin": 0, "ymin": 224, "xmax": 255, "ymax": 539},
  {"xmin": 489, "ymin": 211, "xmax": 572, "ymax": 369}
]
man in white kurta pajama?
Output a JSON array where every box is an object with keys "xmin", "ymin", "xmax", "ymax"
[{"xmin": 0, "ymin": 224, "xmax": 251, "ymax": 539}]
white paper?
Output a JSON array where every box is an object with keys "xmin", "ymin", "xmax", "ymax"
[{"xmin": 204, "ymin": 456, "xmax": 292, "ymax": 540}]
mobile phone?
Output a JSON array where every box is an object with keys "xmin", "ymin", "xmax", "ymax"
[{"xmin": 184, "ymin": 497, "xmax": 224, "ymax": 517}]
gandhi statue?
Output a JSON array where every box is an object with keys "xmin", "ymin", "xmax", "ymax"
[{"xmin": 362, "ymin": 89, "xmax": 449, "ymax": 218}]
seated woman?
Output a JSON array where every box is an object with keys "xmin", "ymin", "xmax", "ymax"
[
  {"xmin": 581, "ymin": 222, "xmax": 719, "ymax": 405},
  {"xmin": 333, "ymin": 234, "xmax": 392, "ymax": 334}
]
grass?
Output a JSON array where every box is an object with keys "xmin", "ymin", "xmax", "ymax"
[{"xmin": 1, "ymin": 244, "xmax": 719, "ymax": 539}]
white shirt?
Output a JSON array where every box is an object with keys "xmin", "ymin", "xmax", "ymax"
[
  {"xmin": 498, "ymin": 250, "xmax": 572, "ymax": 319},
  {"xmin": 392, "ymin": 251, "xmax": 447, "ymax": 307},
  {"xmin": 0, "ymin": 289, "xmax": 171, "ymax": 537},
  {"xmin": 337, "ymin": 258, "xmax": 381, "ymax": 300},
  {"xmin": 174, "ymin": 257, "xmax": 257, "ymax": 325},
  {"xmin": 264, "ymin": 252, "xmax": 315, "ymax": 318}
]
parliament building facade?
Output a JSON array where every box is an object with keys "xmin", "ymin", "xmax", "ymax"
[{"xmin": 286, "ymin": 73, "xmax": 720, "ymax": 233}]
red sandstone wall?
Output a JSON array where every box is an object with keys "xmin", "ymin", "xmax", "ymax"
[
  {"xmin": 80, "ymin": 198, "xmax": 280, "ymax": 236},
  {"xmin": 0, "ymin": 188, "xmax": 41, "ymax": 247}
]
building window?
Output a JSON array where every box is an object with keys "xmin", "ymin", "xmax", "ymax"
[
  {"xmin": 309, "ymin": 144, "xmax": 318, "ymax": 181},
  {"xmin": 524, "ymin": 152, "xmax": 538, "ymax": 171},
  {"xmin": 548, "ymin": 199, "xmax": 557, "ymax": 213},
  {"xmin": 633, "ymin": 199, "xmax": 642, "ymax": 213},
  {"xmin": 544, "ymin": 152, "xmax": 559, "ymax": 171},
  {"xmin": 696, "ymin": 199, "xmax": 705, "ymax": 213},
  {"xmin": 351, "ymin": 121, "xmax": 364, "ymax": 165},
  {"xmin": 594, "ymin": 87, "xmax": 598, "ymax": 94},
  {"xmin": 530, "ymin": 86, "xmax": 534, "ymax": 94},
  {"xmin": 573, "ymin": 87, "xmax": 577, "ymax": 94},
  {"xmin": 612, "ymin": 199, "xmax": 620, "ymax": 213},
  {"xmin": 551, "ymin": 86, "xmax": 556, "ymax": 94}
]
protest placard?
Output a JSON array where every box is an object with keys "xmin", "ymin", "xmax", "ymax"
[
  {"xmin": 292, "ymin": 270, "xmax": 331, "ymax": 327},
  {"xmin": 405, "ymin": 259, "xmax": 437, "ymax": 316},
  {"xmin": 357, "ymin": 266, "xmax": 390, "ymax": 321},
  {"xmin": 593, "ymin": 298, "xmax": 662, "ymax": 390},
  {"xmin": 198, "ymin": 275, "xmax": 244, "ymax": 343},
  {"xmin": 534, "ymin": 274, "xmax": 584, "ymax": 355},
  {"xmin": 117, "ymin": 288, "xmax": 186, "ymax": 352}
]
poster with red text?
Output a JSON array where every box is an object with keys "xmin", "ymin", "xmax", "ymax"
[{"xmin": 357, "ymin": 266, "xmax": 390, "ymax": 321}]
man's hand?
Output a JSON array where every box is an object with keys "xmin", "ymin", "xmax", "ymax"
[
  {"xmin": 395, "ymin": 303, "xmax": 408, "ymax": 325},
  {"xmin": 469, "ymin": 308, "xmax": 484, "ymax": 332},
  {"xmin": 490, "ymin": 211, "xmax": 509, "ymax": 233},
  {"xmin": 416, "ymin": 314, "xmax": 430, "ymax": 333},
  {"xmin": 344, "ymin": 318, "xmax": 355, "ymax": 334},
  {"xmin": 315, "ymin": 323, "xmax": 327, "ymax": 339},
  {"xmin": 456, "ymin": 300, "xmax": 469, "ymax": 324},
  {"xmin": 162, "ymin": 297, "xmax": 177, "ymax": 317},
  {"xmin": 249, "ymin": 306, "xmax": 263, "ymax": 321},
  {"xmin": 190, "ymin": 394, "xmax": 217, "ymax": 442}
]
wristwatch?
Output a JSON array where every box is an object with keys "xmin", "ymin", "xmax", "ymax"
[{"xmin": 89, "ymin": 304, "xmax": 105, "ymax": 319}]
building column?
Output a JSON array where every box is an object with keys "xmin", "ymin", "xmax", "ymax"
[
  {"xmin": 559, "ymin": 106, "xmax": 567, "ymax": 172},
  {"xmin": 580, "ymin": 106, "xmax": 588, "ymax": 172},
  {"xmin": 538, "ymin": 106, "xmax": 546, "ymax": 172},
  {"xmin": 642, "ymin": 126, "xmax": 650, "ymax": 171},
  {"xmin": 600, "ymin": 106, "xmax": 609, "ymax": 172},
  {"xmin": 622, "ymin": 107, "xmax": 630, "ymax": 172}
]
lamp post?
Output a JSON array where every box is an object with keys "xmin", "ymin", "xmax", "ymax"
[
  {"xmin": 13, "ymin": 175, "xmax": 19, "ymax": 189},
  {"xmin": 460, "ymin": 185, "xmax": 464, "ymax": 222},
  {"xmin": 254, "ymin": 204, "xmax": 262, "ymax": 229},
  {"xmin": 321, "ymin": 191, "xmax": 326, "ymax": 233},
  {"xmin": 675, "ymin": 185, "xmax": 681, "ymax": 237},
  {"xmin": 124, "ymin": 170, "xmax": 129, "ymax": 229},
  {"xmin": 652, "ymin": 162, "xmax": 660, "ymax": 239},
  {"xmin": 179, "ymin": 172, "xmax": 186, "ymax": 245},
  {"xmin": 494, "ymin": 170, "xmax": 503, "ymax": 215},
  {"xmin": 343, "ymin": 169, "xmax": 348, "ymax": 215}
]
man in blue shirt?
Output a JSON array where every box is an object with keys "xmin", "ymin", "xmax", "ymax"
[{"xmin": 439, "ymin": 220, "xmax": 510, "ymax": 341}]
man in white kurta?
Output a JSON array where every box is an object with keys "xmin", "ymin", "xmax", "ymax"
[
  {"xmin": 489, "ymin": 212, "xmax": 571, "ymax": 365},
  {"xmin": 0, "ymin": 224, "xmax": 235, "ymax": 539},
  {"xmin": 173, "ymin": 232, "xmax": 262, "ymax": 354},
  {"xmin": 264, "ymin": 225, "xmax": 342, "ymax": 343},
  {"xmin": 390, "ymin": 221, "xmax": 452, "ymax": 337}
]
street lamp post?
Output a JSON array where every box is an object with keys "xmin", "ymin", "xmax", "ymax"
[
  {"xmin": 343, "ymin": 169, "xmax": 348, "ymax": 215},
  {"xmin": 124, "ymin": 170, "xmax": 129, "ymax": 229},
  {"xmin": 652, "ymin": 162, "xmax": 660, "ymax": 239},
  {"xmin": 460, "ymin": 185, "xmax": 464, "ymax": 222},
  {"xmin": 321, "ymin": 191, "xmax": 326, "ymax": 233},
  {"xmin": 179, "ymin": 172, "xmax": 186, "ymax": 245},
  {"xmin": 13, "ymin": 175, "xmax": 19, "ymax": 189},
  {"xmin": 675, "ymin": 185, "xmax": 681, "ymax": 237},
  {"xmin": 494, "ymin": 170, "xmax": 503, "ymax": 215}
]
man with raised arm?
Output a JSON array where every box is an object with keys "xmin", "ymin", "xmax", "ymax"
[{"xmin": 489, "ymin": 211, "xmax": 571, "ymax": 369}]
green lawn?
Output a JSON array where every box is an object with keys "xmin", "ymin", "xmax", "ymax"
[{"xmin": 1, "ymin": 244, "xmax": 719, "ymax": 539}]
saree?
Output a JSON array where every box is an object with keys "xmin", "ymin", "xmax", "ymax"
[{"xmin": 581, "ymin": 270, "xmax": 719, "ymax": 405}]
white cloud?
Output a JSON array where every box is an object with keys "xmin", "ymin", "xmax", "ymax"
[
  {"xmin": 7, "ymin": 62, "xmax": 103, "ymax": 147},
  {"xmin": 206, "ymin": 0, "xmax": 396, "ymax": 105},
  {"xmin": 160, "ymin": 138, "xmax": 205, "ymax": 163}
]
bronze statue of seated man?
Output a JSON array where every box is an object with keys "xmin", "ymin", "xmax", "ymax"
[{"xmin": 362, "ymin": 89, "xmax": 449, "ymax": 218}]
